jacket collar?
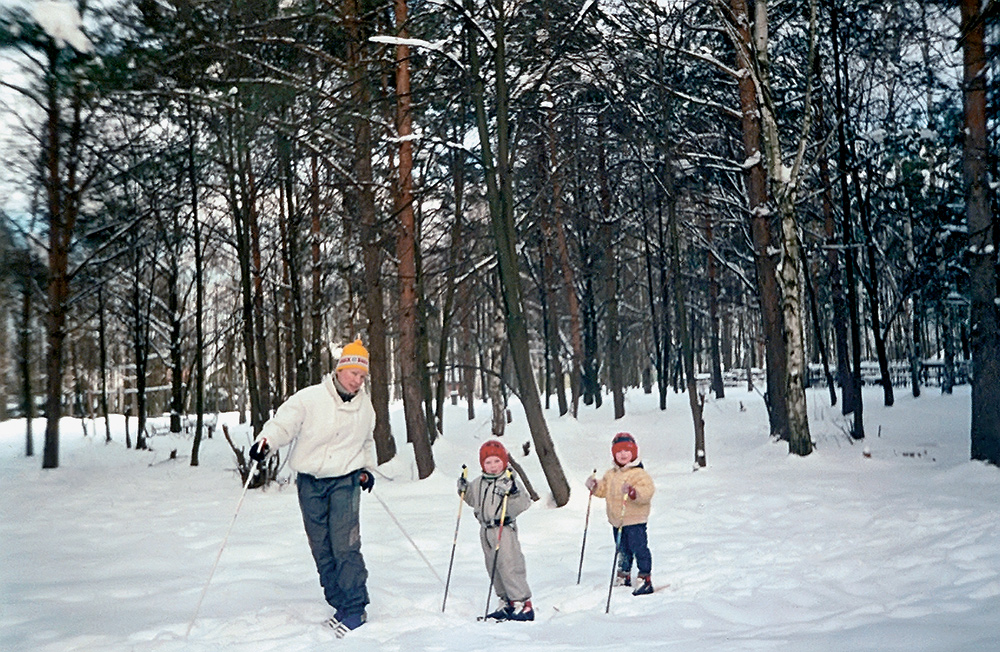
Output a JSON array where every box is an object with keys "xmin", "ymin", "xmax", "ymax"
[{"xmin": 323, "ymin": 374, "xmax": 365, "ymax": 406}]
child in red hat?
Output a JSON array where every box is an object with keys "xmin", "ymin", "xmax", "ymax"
[
  {"xmin": 586, "ymin": 432, "xmax": 656, "ymax": 595},
  {"xmin": 457, "ymin": 440, "xmax": 535, "ymax": 620}
]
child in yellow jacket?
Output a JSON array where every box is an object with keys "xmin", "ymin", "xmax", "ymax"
[{"xmin": 586, "ymin": 432, "xmax": 655, "ymax": 595}]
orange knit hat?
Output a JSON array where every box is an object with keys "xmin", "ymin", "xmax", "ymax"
[{"xmin": 336, "ymin": 339, "xmax": 369, "ymax": 372}]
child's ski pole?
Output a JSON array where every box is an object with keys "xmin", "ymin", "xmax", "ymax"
[
  {"xmin": 483, "ymin": 469, "xmax": 513, "ymax": 620},
  {"xmin": 577, "ymin": 469, "xmax": 597, "ymax": 584},
  {"xmin": 604, "ymin": 490, "xmax": 629, "ymax": 614},
  {"xmin": 442, "ymin": 465, "xmax": 468, "ymax": 612}
]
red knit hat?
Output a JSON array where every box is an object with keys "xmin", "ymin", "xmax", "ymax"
[
  {"xmin": 479, "ymin": 440, "xmax": 509, "ymax": 471},
  {"xmin": 611, "ymin": 432, "xmax": 638, "ymax": 465}
]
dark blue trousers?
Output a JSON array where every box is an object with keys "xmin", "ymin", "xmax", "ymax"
[
  {"xmin": 613, "ymin": 523, "xmax": 652, "ymax": 576},
  {"xmin": 297, "ymin": 472, "xmax": 369, "ymax": 615}
]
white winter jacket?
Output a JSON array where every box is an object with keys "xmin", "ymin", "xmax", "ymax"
[{"xmin": 255, "ymin": 374, "xmax": 377, "ymax": 478}]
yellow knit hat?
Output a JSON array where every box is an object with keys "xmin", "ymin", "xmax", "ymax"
[{"xmin": 336, "ymin": 339, "xmax": 369, "ymax": 372}]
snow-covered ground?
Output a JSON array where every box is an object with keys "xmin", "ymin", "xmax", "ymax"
[{"xmin": 2, "ymin": 384, "xmax": 997, "ymax": 652}]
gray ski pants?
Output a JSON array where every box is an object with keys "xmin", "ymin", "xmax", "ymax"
[
  {"xmin": 297, "ymin": 472, "xmax": 369, "ymax": 616},
  {"xmin": 479, "ymin": 523, "xmax": 531, "ymax": 602}
]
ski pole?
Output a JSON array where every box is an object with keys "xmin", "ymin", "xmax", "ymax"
[
  {"xmin": 483, "ymin": 469, "xmax": 513, "ymax": 620},
  {"xmin": 442, "ymin": 464, "xmax": 468, "ymax": 612},
  {"xmin": 372, "ymin": 489, "xmax": 445, "ymax": 585},
  {"xmin": 185, "ymin": 460, "xmax": 258, "ymax": 638},
  {"xmin": 577, "ymin": 469, "xmax": 597, "ymax": 584},
  {"xmin": 604, "ymin": 490, "xmax": 629, "ymax": 614}
]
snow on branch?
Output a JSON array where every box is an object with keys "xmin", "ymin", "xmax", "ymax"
[
  {"xmin": 369, "ymin": 36, "xmax": 466, "ymax": 73},
  {"xmin": 32, "ymin": 1, "xmax": 92, "ymax": 53}
]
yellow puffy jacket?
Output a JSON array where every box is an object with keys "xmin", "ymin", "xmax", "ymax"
[{"xmin": 593, "ymin": 462, "xmax": 655, "ymax": 527}]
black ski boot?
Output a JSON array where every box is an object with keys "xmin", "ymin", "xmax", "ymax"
[
  {"xmin": 485, "ymin": 599, "xmax": 514, "ymax": 620},
  {"xmin": 632, "ymin": 574, "xmax": 653, "ymax": 596},
  {"xmin": 507, "ymin": 600, "xmax": 534, "ymax": 622}
]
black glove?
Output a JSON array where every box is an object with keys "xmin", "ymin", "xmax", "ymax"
[
  {"xmin": 359, "ymin": 469, "xmax": 374, "ymax": 492},
  {"xmin": 248, "ymin": 439, "xmax": 270, "ymax": 462},
  {"xmin": 457, "ymin": 476, "xmax": 469, "ymax": 495}
]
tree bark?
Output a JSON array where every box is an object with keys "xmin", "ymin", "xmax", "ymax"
[
  {"xmin": 962, "ymin": 0, "xmax": 999, "ymax": 465},
  {"xmin": 830, "ymin": 0, "xmax": 864, "ymax": 437},
  {"xmin": 188, "ymin": 99, "xmax": 205, "ymax": 465},
  {"xmin": 347, "ymin": 0, "xmax": 395, "ymax": 464},
  {"xmin": 707, "ymin": 218, "xmax": 725, "ymax": 399},
  {"xmin": 20, "ymin": 278, "xmax": 34, "ymax": 456},
  {"xmin": 723, "ymin": 0, "xmax": 788, "ymax": 441},
  {"xmin": 433, "ymin": 139, "xmax": 467, "ymax": 432},
  {"xmin": 309, "ymin": 151, "xmax": 323, "ymax": 384},
  {"xmin": 97, "ymin": 285, "xmax": 111, "ymax": 443},
  {"xmin": 597, "ymin": 112, "xmax": 624, "ymax": 419},
  {"xmin": 42, "ymin": 41, "xmax": 72, "ymax": 469},
  {"xmin": 464, "ymin": 0, "xmax": 570, "ymax": 505},
  {"xmin": 816, "ymin": 81, "xmax": 850, "ymax": 408},
  {"xmin": 395, "ymin": 0, "xmax": 434, "ymax": 478},
  {"xmin": 670, "ymin": 199, "xmax": 706, "ymax": 468}
]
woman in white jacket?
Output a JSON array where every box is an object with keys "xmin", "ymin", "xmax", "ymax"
[{"xmin": 249, "ymin": 339, "xmax": 376, "ymax": 635}]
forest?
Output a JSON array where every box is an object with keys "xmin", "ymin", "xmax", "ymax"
[{"xmin": 0, "ymin": 0, "xmax": 997, "ymax": 501}]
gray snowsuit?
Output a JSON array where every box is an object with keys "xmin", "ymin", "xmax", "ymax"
[{"xmin": 463, "ymin": 472, "xmax": 533, "ymax": 602}]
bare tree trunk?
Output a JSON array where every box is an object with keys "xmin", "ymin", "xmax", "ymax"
[
  {"xmin": 961, "ymin": 0, "xmax": 1000, "ymax": 465},
  {"xmin": 462, "ymin": 285, "xmax": 476, "ymax": 421},
  {"xmin": 640, "ymin": 186, "xmax": 665, "ymax": 408},
  {"xmin": 347, "ymin": 0, "xmax": 395, "ymax": 464},
  {"xmin": 247, "ymin": 161, "xmax": 271, "ymax": 422},
  {"xmin": 541, "ymin": 220, "xmax": 568, "ymax": 416},
  {"xmin": 165, "ymin": 211, "xmax": 184, "ymax": 433},
  {"xmin": 669, "ymin": 203, "xmax": 706, "ymax": 468},
  {"xmin": 830, "ymin": 0, "xmax": 864, "ymax": 437},
  {"xmin": 129, "ymin": 242, "xmax": 152, "ymax": 452},
  {"xmin": 309, "ymin": 151, "xmax": 323, "ymax": 384},
  {"xmin": 395, "ymin": 0, "xmax": 434, "ymax": 478},
  {"xmin": 188, "ymin": 101, "xmax": 205, "ymax": 465},
  {"xmin": 20, "ymin": 279, "xmax": 34, "ymax": 456},
  {"xmin": 231, "ymin": 158, "xmax": 264, "ymax": 436},
  {"xmin": 722, "ymin": 0, "xmax": 788, "ymax": 442},
  {"xmin": 434, "ymin": 136, "xmax": 468, "ymax": 432},
  {"xmin": 816, "ymin": 83, "xmax": 850, "ymax": 409},
  {"xmin": 489, "ymin": 310, "xmax": 506, "ymax": 438},
  {"xmin": 707, "ymin": 218, "xmax": 725, "ymax": 399},
  {"xmin": 756, "ymin": 0, "xmax": 816, "ymax": 456},
  {"xmin": 597, "ymin": 112, "xmax": 624, "ymax": 419},
  {"xmin": 544, "ymin": 92, "xmax": 584, "ymax": 417},
  {"xmin": 464, "ymin": 0, "xmax": 570, "ymax": 505},
  {"xmin": 96, "ymin": 285, "xmax": 111, "ymax": 443},
  {"xmin": 655, "ymin": 178, "xmax": 673, "ymax": 410},
  {"xmin": 42, "ymin": 41, "xmax": 75, "ymax": 469},
  {"xmin": 803, "ymin": 253, "xmax": 837, "ymax": 405},
  {"xmin": 856, "ymin": 162, "xmax": 894, "ymax": 407}
]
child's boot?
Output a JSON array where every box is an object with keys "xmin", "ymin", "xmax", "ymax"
[
  {"xmin": 632, "ymin": 574, "xmax": 654, "ymax": 595},
  {"xmin": 486, "ymin": 599, "xmax": 514, "ymax": 620},
  {"xmin": 615, "ymin": 570, "xmax": 632, "ymax": 587},
  {"xmin": 507, "ymin": 600, "xmax": 535, "ymax": 621}
]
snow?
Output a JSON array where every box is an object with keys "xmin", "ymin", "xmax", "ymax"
[
  {"xmin": 31, "ymin": 1, "xmax": 92, "ymax": 53},
  {"xmin": 2, "ymin": 385, "xmax": 999, "ymax": 651},
  {"xmin": 741, "ymin": 151, "xmax": 761, "ymax": 170}
]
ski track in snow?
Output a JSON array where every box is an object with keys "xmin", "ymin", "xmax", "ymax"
[{"xmin": 2, "ymin": 386, "xmax": 999, "ymax": 651}]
